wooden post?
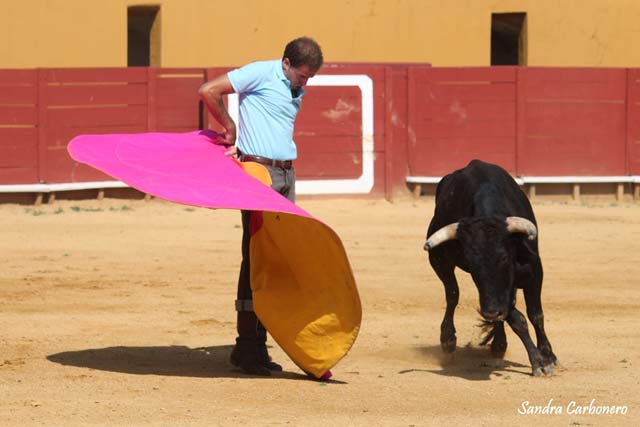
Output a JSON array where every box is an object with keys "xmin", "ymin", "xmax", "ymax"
[
  {"xmin": 528, "ymin": 184, "xmax": 536, "ymax": 200},
  {"xmin": 97, "ymin": 189, "xmax": 105, "ymax": 200},
  {"xmin": 616, "ymin": 183, "xmax": 624, "ymax": 202},
  {"xmin": 412, "ymin": 183, "xmax": 422, "ymax": 199},
  {"xmin": 34, "ymin": 193, "xmax": 43, "ymax": 205},
  {"xmin": 47, "ymin": 192, "xmax": 56, "ymax": 204},
  {"xmin": 572, "ymin": 184, "xmax": 580, "ymax": 202},
  {"xmin": 144, "ymin": 193, "xmax": 152, "ymax": 201},
  {"xmin": 634, "ymin": 183, "xmax": 639, "ymax": 202}
]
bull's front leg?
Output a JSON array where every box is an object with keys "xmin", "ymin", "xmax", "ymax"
[
  {"xmin": 506, "ymin": 307, "xmax": 549, "ymax": 376},
  {"xmin": 520, "ymin": 257, "xmax": 558, "ymax": 373},
  {"xmin": 431, "ymin": 260, "xmax": 459, "ymax": 353},
  {"xmin": 440, "ymin": 276, "xmax": 459, "ymax": 353}
]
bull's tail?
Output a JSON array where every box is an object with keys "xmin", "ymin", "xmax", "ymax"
[{"xmin": 478, "ymin": 319, "xmax": 497, "ymax": 346}]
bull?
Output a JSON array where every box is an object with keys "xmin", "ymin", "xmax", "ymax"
[{"xmin": 424, "ymin": 160, "xmax": 557, "ymax": 376}]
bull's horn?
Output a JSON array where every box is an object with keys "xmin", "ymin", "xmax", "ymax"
[
  {"xmin": 424, "ymin": 223, "xmax": 459, "ymax": 251},
  {"xmin": 506, "ymin": 216, "xmax": 537, "ymax": 240}
]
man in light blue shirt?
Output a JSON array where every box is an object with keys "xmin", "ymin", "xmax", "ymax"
[{"xmin": 199, "ymin": 37, "xmax": 323, "ymax": 376}]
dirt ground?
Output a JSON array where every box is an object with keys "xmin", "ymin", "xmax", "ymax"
[{"xmin": 1, "ymin": 195, "xmax": 639, "ymax": 426}]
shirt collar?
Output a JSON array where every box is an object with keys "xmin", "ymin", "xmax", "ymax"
[{"xmin": 275, "ymin": 59, "xmax": 305, "ymax": 97}]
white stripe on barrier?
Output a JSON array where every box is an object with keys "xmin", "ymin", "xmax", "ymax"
[
  {"xmin": 406, "ymin": 176, "xmax": 640, "ymax": 186},
  {"xmin": 0, "ymin": 181, "xmax": 128, "ymax": 193},
  {"xmin": 228, "ymin": 74, "xmax": 375, "ymax": 195}
]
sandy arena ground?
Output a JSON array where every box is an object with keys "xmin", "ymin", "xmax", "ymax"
[{"xmin": 1, "ymin": 195, "xmax": 639, "ymax": 426}]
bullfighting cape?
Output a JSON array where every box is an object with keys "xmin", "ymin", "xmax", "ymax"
[{"xmin": 67, "ymin": 130, "xmax": 361, "ymax": 378}]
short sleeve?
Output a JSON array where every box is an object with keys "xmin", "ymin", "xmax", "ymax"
[{"xmin": 227, "ymin": 61, "xmax": 267, "ymax": 94}]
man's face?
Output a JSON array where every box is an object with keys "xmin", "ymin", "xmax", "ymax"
[{"xmin": 282, "ymin": 58, "xmax": 316, "ymax": 90}]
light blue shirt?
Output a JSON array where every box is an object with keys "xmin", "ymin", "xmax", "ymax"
[{"xmin": 228, "ymin": 59, "xmax": 304, "ymax": 160}]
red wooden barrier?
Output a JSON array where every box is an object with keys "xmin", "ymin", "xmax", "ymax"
[
  {"xmin": 151, "ymin": 68, "xmax": 204, "ymax": 132},
  {"xmin": 628, "ymin": 69, "xmax": 640, "ymax": 175},
  {"xmin": 407, "ymin": 67, "xmax": 518, "ymax": 176},
  {"xmin": 40, "ymin": 68, "xmax": 149, "ymax": 183},
  {"xmin": 0, "ymin": 70, "xmax": 38, "ymax": 183},
  {"xmin": 517, "ymin": 67, "xmax": 627, "ymax": 176},
  {"xmin": 1, "ymin": 65, "xmax": 638, "ymax": 198}
]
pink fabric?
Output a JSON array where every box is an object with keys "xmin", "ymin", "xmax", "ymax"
[
  {"xmin": 67, "ymin": 130, "xmax": 311, "ymax": 218},
  {"xmin": 68, "ymin": 130, "xmax": 352, "ymax": 379}
]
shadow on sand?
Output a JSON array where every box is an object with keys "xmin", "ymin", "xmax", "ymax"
[
  {"xmin": 399, "ymin": 344, "xmax": 531, "ymax": 381},
  {"xmin": 47, "ymin": 344, "xmax": 345, "ymax": 383}
]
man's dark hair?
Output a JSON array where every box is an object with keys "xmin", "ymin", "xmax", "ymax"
[{"xmin": 283, "ymin": 37, "xmax": 323, "ymax": 72}]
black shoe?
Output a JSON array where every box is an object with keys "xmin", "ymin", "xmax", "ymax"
[
  {"xmin": 230, "ymin": 340, "xmax": 271, "ymax": 376},
  {"xmin": 258, "ymin": 344, "xmax": 283, "ymax": 371}
]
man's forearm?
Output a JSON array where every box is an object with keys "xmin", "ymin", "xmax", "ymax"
[{"xmin": 198, "ymin": 75, "xmax": 237, "ymax": 145}]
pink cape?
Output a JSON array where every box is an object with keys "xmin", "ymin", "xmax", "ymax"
[{"xmin": 68, "ymin": 130, "xmax": 362, "ymax": 379}]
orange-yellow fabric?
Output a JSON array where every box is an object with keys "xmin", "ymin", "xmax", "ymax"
[
  {"xmin": 238, "ymin": 161, "xmax": 272, "ymax": 186},
  {"xmin": 250, "ymin": 211, "xmax": 361, "ymax": 378}
]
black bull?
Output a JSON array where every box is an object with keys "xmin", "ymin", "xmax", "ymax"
[{"xmin": 424, "ymin": 160, "xmax": 557, "ymax": 376}]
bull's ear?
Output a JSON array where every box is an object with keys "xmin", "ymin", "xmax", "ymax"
[
  {"xmin": 506, "ymin": 217, "xmax": 537, "ymax": 240},
  {"xmin": 424, "ymin": 222, "xmax": 459, "ymax": 251}
]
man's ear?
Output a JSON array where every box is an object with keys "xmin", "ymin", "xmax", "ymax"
[{"xmin": 282, "ymin": 57, "xmax": 291, "ymax": 69}]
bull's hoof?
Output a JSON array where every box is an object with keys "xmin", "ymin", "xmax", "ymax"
[
  {"xmin": 490, "ymin": 341, "xmax": 507, "ymax": 359},
  {"xmin": 532, "ymin": 361, "xmax": 555, "ymax": 377},
  {"xmin": 441, "ymin": 337, "xmax": 457, "ymax": 353}
]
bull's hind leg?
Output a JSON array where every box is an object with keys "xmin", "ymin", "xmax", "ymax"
[
  {"xmin": 429, "ymin": 253, "xmax": 459, "ymax": 353},
  {"xmin": 522, "ymin": 257, "xmax": 558, "ymax": 372}
]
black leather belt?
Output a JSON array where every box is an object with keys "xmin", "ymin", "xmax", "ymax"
[{"xmin": 239, "ymin": 154, "xmax": 293, "ymax": 169}]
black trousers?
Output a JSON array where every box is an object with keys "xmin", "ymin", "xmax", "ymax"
[{"xmin": 236, "ymin": 165, "xmax": 296, "ymax": 308}]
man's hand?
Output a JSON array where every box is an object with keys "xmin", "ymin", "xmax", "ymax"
[
  {"xmin": 224, "ymin": 145, "xmax": 238, "ymax": 157},
  {"xmin": 213, "ymin": 127, "xmax": 236, "ymax": 147}
]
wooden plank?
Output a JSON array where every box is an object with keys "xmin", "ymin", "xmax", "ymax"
[
  {"xmin": 524, "ymin": 102, "xmax": 625, "ymax": 137},
  {"xmin": 46, "ymin": 105, "xmax": 148, "ymax": 127},
  {"xmin": 0, "ymin": 167, "xmax": 39, "ymax": 184},
  {"xmin": 0, "ymin": 127, "xmax": 38, "ymax": 147},
  {"xmin": 295, "ymin": 152, "xmax": 364, "ymax": 179},
  {"xmin": 44, "ymin": 152, "xmax": 112, "ymax": 183},
  {"xmin": 0, "ymin": 69, "xmax": 37, "ymax": 85},
  {"xmin": 522, "ymin": 67, "xmax": 625, "ymax": 84},
  {"xmin": 414, "ymin": 66, "xmax": 517, "ymax": 82},
  {"xmin": 421, "ymin": 100, "xmax": 516, "ymax": 118},
  {"xmin": 42, "ymin": 125, "xmax": 147, "ymax": 154},
  {"xmin": 0, "ymin": 106, "xmax": 38, "ymax": 125},
  {"xmin": 0, "ymin": 143, "xmax": 38, "ymax": 168},
  {"xmin": 156, "ymin": 107, "xmax": 200, "ymax": 129},
  {"xmin": 45, "ymin": 84, "xmax": 147, "ymax": 106},
  {"xmin": 155, "ymin": 125, "xmax": 196, "ymax": 133},
  {"xmin": 44, "ymin": 68, "xmax": 148, "ymax": 83},
  {"xmin": 296, "ymin": 136, "xmax": 364, "ymax": 154},
  {"xmin": 155, "ymin": 78, "xmax": 204, "ymax": 107},
  {"xmin": 412, "ymin": 82, "xmax": 516, "ymax": 101},
  {"xmin": 412, "ymin": 116, "xmax": 516, "ymax": 139},
  {"xmin": 0, "ymin": 86, "xmax": 38, "ymax": 104}
]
